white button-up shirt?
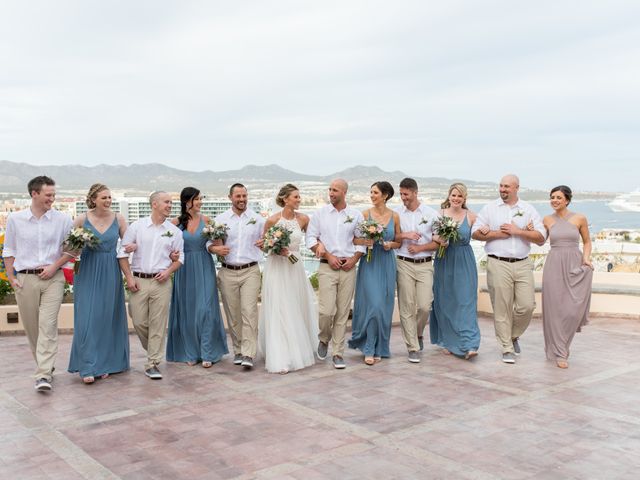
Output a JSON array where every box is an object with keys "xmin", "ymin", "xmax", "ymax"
[
  {"xmin": 214, "ymin": 209, "xmax": 265, "ymax": 266},
  {"xmin": 472, "ymin": 198, "xmax": 546, "ymax": 258},
  {"xmin": 117, "ymin": 217, "xmax": 184, "ymax": 273},
  {"xmin": 3, "ymin": 208, "xmax": 73, "ymax": 271},
  {"xmin": 395, "ymin": 203, "xmax": 438, "ymax": 259},
  {"xmin": 306, "ymin": 204, "xmax": 365, "ymax": 257}
]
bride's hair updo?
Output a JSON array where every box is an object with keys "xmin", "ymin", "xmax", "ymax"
[
  {"xmin": 86, "ymin": 183, "xmax": 110, "ymax": 209},
  {"xmin": 276, "ymin": 184, "xmax": 298, "ymax": 208},
  {"xmin": 441, "ymin": 182, "xmax": 468, "ymax": 209}
]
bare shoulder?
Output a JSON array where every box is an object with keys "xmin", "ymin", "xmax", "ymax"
[
  {"xmin": 74, "ymin": 213, "xmax": 87, "ymax": 227},
  {"xmin": 265, "ymin": 213, "xmax": 280, "ymax": 228}
]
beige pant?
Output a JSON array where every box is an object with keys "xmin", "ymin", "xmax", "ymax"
[
  {"xmin": 396, "ymin": 259, "xmax": 434, "ymax": 352},
  {"xmin": 317, "ymin": 263, "xmax": 357, "ymax": 357},
  {"xmin": 14, "ymin": 271, "xmax": 65, "ymax": 381},
  {"xmin": 128, "ymin": 277, "xmax": 172, "ymax": 370},
  {"xmin": 217, "ymin": 264, "xmax": 261, "ymax": 358},
  {"xmin": 486, "ymin": 256, "xmax": 535, "ymax": 353}
]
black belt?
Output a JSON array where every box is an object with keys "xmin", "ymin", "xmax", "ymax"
[
  {"xmin": 319, "ymin": 259, "xmax": 329, "ymax": 264},
  {"xmin": 488, "ymin": 255, "xmax": 527, "ymax": 263},
  {"xmin": 133, "ymin": 272, "xmax": 158, "ymax": 279},
  {"xmin": 397, "ymin": 256, "xmax": 432, "ymax": 264},
  {"xmin": 17, "ymin": 269, "xmax": 44, "ymax": 275},
  {"xmin": 220, "ymin": 262, "xmax": 258, "ymax": 271}
]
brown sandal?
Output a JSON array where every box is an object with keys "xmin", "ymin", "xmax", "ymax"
[
  {"xmin": 556, "ymin": 359, "xmax": 569, "ymax": 369},
  {"xmin": 364, "ymin": 356, "xmax": 375, "ymax": 365}
]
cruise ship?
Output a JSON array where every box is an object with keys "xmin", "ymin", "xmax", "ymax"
[{"xmin": 607, "ymin": 190, "xmax": 640, "ymax": 212}]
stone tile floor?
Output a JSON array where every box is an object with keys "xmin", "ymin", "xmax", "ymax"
[{"xmin": 1, "ymin": 315, "xmax": 639, "ymax": 479}]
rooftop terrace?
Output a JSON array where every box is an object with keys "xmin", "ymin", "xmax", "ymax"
[{"xmin": 1, "ymin": 316, "xmax": 639, "ymax": 479}]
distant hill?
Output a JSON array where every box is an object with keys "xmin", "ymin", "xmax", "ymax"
[{"xmin": 0, "ymin": 160, "xmax": 497, "ymax": 196}]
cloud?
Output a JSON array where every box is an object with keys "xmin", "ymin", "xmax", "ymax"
[{"xmin": 1, "ymin": 0, "xmax": 639, "ymax": 191}]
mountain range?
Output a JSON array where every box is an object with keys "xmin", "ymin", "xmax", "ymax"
[{"xmin": 0, "ymin": 161, "xmax": 497, "ymax": 196}]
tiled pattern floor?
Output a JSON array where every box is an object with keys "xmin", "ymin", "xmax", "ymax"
[{"xmin": 1, "ymin": 316, "xmax": 639, "ymax": 479}]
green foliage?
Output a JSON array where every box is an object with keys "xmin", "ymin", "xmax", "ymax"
[
  {"xmin": 0, "ymin": 279, "xmax": 13, "ymax": 302},
  {"xmin": 308, "ymin": 271, "xmax": 319, "ymax": 290}
]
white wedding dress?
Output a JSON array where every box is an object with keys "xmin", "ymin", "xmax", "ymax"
[{"xmin": 258, "ymin": 215, "xmax": 319, "ymax": 373}]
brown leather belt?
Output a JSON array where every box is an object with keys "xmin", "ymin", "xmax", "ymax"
[
  {"xmin": 133, "ymin": 272, "xmax": 158, "ymax": 279},
  {"xmin": 397, "ymin": 256, "xmax": 432, "ymax": 264},
  {"xmin": 488, "ymin": 255, "xmax": 527, "ymax": 263},
  {"xmin": 220, "ymin": 262, "xmax": 258, "ymax": 271},
  {"xmin": 17, "ymin": 269, "xmax": 44, "ymax": 275}
]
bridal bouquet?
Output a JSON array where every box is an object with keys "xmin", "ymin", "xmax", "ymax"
[
  {"xmin": 432, "ymin": 215, "xmax": 460, "ymax": 258},
  {"xmin": 263, "ymin": 224, "xmax": 298, "ymax": 264},
  {"xmin": 63, "ymin": 227, "xmax": 100, "ymax": 273},
  {"xmin": 357, "ymin": 218, "xmax": 385, "ymax": 262},
  {"xmin": 201, "ymin": 221, "xmax": 229, "ymax": 262}
]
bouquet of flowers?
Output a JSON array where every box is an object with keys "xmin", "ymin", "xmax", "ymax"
[
  {"xmin": 357, "ymin": 218, "xmax": 385, "ymax": 262},
  {"xmin": 201, "ymin": 221, "xmax": 229, "ymax": 262},
  {"xmin": 262, "ymin": 224, "xmax": 298, "ymax": 264},
  {"xmin": 63, "ymin": 227, "xmax": 100, "ymax": 273},
  {"xmin": 432, "ymin": 216, "xmax": 460, "ymax": 258}
]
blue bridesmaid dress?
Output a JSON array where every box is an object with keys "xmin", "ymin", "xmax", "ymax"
[
  {"xmin": 68, "ymin": 217, "xmax": 130, "ymax": 377},
  {"xmin": 348, "ymin": 216, "xmax": 397, "ymax": 358},
  {"xmin": 429, "ymin": 214, "xmax": 480, "ymax": 356},
  {"xmin": 167, "ymin": 218, "xmax": 228, "ymax": 364}
]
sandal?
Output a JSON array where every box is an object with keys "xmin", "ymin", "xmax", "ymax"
[
  {"xmin": 99, "ymin": 373, "xmax": 110, "ymax": 380},
  {"xmin": 186, "ymin": 361, "xmax": 197, "ymax": 366},
  {"xmin": 364, "ymin": 356, "xmax": 375, "ymax": 365},
  {"xmin": 556, "ymin": 359, "xmax": 569, "ymax": 369},
  {"xmin": 82, "ymin": 376, "xmax": 95, "ymax": 384},
  {"xmin": 374, "ymin": 356, "xmax": 382, "ymax": 363},
  {"xmin": 202, "ymin": 361, "xmax": 213, "ymax": 368},
  {"xmin": 465, "ymin": 351, "xmax": 478, "ymax": 360}
]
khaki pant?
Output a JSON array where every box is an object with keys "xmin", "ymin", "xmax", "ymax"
[
  {"xmin": 396, "ymin": 259, "xmax": 434, "ymax": 352},
  {"xmin": 486, "ymin": 256, "xmax": 535, "ymax": 353},
  {"xmin": 128, "ymin": 277, "xmax": 172, "ymax": 370},
  {"xmin": 217, "ymin": 264, "xmax": 261, "ymax": 358},
  {"xmin": 317, "ymin": 263, "xmax": 357, "ymax": 357},
  {"xmin": 14, "ymin": 271, "xmax": 65, "ymax": 381}
]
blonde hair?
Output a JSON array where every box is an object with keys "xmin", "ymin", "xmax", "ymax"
[
  {"xmin": 275, "ymin": 183, "xmax": 298, "ymax": 208},
  {"xmin": 86, "ymin": 183, "xmax": 109, "ymax": 209},
  {"xmin": 440, "ymin": 183, "xmax": 468, "ymax": 209}
]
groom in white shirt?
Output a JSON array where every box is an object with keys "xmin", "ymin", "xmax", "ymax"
[
  {"xmin": 118, "ymin": 191, "xmax": 184, "ymax": 379},
  {"xmin": 471, "ymin": 174, "xmax": 545, "ymax": 364},
  {"xmin": 306, "ymin": 179, "xmax": 364, "ymax": 369},
  {"xmin": 3, "ymin": 176, "xmax": 73, "ymax": 392}
]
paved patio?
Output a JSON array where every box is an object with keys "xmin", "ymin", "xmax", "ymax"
[{"xmin": 1, "ymin": 315, "xmax": 639, "ymax": 480}]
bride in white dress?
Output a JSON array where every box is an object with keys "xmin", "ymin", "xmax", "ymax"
[{"xmin": 259, "ymin": 184, "xmax": 319, "ymax": 374}]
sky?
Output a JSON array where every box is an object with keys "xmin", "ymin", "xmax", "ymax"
[{"xmin": 1, "ymin": 1, "xmax": 639, "ymax": 192}]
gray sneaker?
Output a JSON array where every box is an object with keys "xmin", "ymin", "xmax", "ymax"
[
  {"xmin": 418, "ymin": 336, "xmax": 424, "ymax": 351},
  {"xmin": 233, "ymin": 354, "xmax": 243, "ymax": 365},
  {"xmin": 145, "ymin": 367, "xmax": 163, "ymax": 379},
  {"xmin": 502, "ymin": 352, "xmax": 516, "ymax": 364},
  {"xmin": 35, "ymin": 378, "xmax": 52, "ymax": 392},
  {"xmin": 408, "ymin": 351, "xmax": 421, "ymax": 363},
  {"xmin": 317, "ymin": 342, "xmax": 328, "ymax": 360},
  {"xmin": 512, "ymin": 338, "xmax": 521, "ymax": 355},
  {"xmin": 332, "ymin": 356, "xmax": 346, "ymax": 369},
  {"xmin": 241, "ymin": 356, "xmax": 254, "ymax": 368}
]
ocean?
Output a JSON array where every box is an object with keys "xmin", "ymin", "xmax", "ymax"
[{"xmin": 300, "ymin": 200, "xmax": 640, "ymax": 275}]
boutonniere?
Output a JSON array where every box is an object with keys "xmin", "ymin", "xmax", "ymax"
[
  {"xmin": 418, "ymin": 217, "xmax": 429, "ymax": 225},
  {"xmin": 246, "ymin": 218, "xmax": 257, "ymax": 225},
  {"xmin": 344, "ymin": 215, "xmax": 354, "ymax": 224},
  {"xmin": 513, "ymin": 210, "xmax": 524, "ymax": 218},
  {"xmin": 161, "ymin": 231, "xmax": 174, "ymax": 238}
]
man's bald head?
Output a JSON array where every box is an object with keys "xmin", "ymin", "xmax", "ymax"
[
  {"xmin": 499, "ymin": 174, "xmax": 520, "ymax": 204},
  {"xmin": 328, "ymin": 178, "xmax": 348, "ymax": 208}
]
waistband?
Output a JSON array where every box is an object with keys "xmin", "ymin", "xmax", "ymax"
[
  {"xmin": 17, "ymin": 269, "xmax": 44, "ymax": 275},
  {"xmin": 220, "ymin": 261, "xmax": 258, "ymax": 271},
  {"xmin": 133, "ymin": 272, "xmax": 158, "ymax": 279},
  {"xmin": 488, "ymin": 254, "xmax": 528, "ymax": 263},
  {"xmin": 397, "ymin": 255, "xmax": 432, "ymax": 264}
]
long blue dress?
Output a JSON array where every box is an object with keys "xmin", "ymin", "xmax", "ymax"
[
  {"xmin": 167, "ymin": 218, "xmax": 228, "ymax": 364},
  {"xmin": 68, "ymin": 217, "xmax": 130, "ymax": 377},
  {"xmin": 429, "ymin": 214, "xmax": 480, "ymax": 356},
  {"xmin": 348, "ymin": 216, "xmax": 397, "ymax": 357}
]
